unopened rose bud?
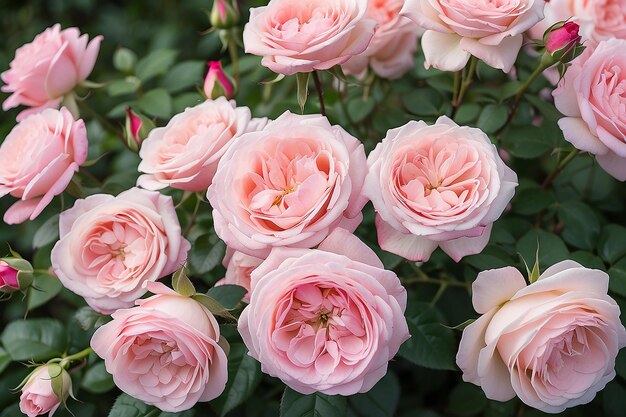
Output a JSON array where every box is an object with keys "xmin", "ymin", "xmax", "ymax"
[
  {"xmin": 544, "ymin": 21, "xmax": 583, "ymax": 63},
  {"xmin": 124, "ymin": 107, "xmax": 154, "ymax": 152},
  {"xmin": 204, "ymin": 61, "xmax": 235, "ymax": 100},
  {"xmin": 19, "ymin": 364, "xmax": 72, "ymax": 417},
  {"xmin": 210, "ymin": 0, "xmax": 240, "ymax": 30},
  {"xmin": 0, "ymin": 257, "xmax": 33, "ymax": 293}
]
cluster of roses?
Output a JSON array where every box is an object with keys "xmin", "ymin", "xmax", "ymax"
[{"xmin": 1, "ymin": 0, "xmax": 626, "ymax": 416}]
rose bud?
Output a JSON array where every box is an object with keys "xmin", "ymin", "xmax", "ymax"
[
  {"xmin": 210, "ymin": 0, "xmax": 240, "ymax": 30},
  {"xmin": 124, "ymin": 107, "xmax": 154, "ymax": 152},
  {"xmin": 204, "ymin": 61, "xmax": 235, "ymax": 100},
  {"xmin": 544, "ymin": 21, "xmax": 584, "ymax": 63},
  {"xmin": 0, "ymin": 257, "xmax": 33, "ymax": 294},
  {"xmin": 19, "ymin": 364, "xmax": 72, "ymax": 417}
]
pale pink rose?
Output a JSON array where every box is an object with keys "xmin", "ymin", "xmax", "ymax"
[
  {"xmin": 457, "ymin": 261, "xmax": 626, "ymax": 413},
  {"xmin": 51, "ymin": 188, "xmax": 190, "ymax": 314},
  {"xmin": 214, "ymin": 248, "xmax": 262, "ymax": 303},
  {"xmin": 137, "ymin": 98, "xmax": 266, "ymax": 192},
  {"xmin": 238, "ymin": 228, "xmax": 409, "ymax": 395},
  {"xmin": 342, "ymin": 0, "xmax": 421, "ymax": 79},
  {"xmin": 401, "ymin": 0, "xmax": 545, "ymax": 72},
  {"xmin": 19, "ymin": 365, "xmax": 72, "ymax": 417},
  {"xmin": 364, "ymin": 116, "xmax": 518, "ymax": 262},
  {"xmin": 0, "ymin": 107, "xmax": 88, "ymax": 224},
  {"xmin": 243, "ymin": 0, "xmax": 377, "ymax": 75},
  {"xmin": 91, "ymin": 282, "xmax": 228, "ymax": 412},
  {"xmin": 1, "ymin": 24, "xmax": 102, "ymax": 121},
  {"xmin": 207, "ymin": 111, "xmax": 368, "ymax": 258},
  {"xmin": 553, "ymin": 39, "xmax": 626, "ymax": 181},
  {"xmin": 529, "ymin": 0, "xmax": 626, "ymax": 43}
]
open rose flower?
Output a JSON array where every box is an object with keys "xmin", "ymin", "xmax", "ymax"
[
  {"xmin": 553, "ymin": 39, "xmax": 626, "ymax": 181},
  {"xmin": 342, "ymin": 0, "xmax": 422, "ymax": 79},
  {"xmin": 19, "ymin": 365, "xmax": 72, "ymax": 417},
  {"xmin": 51, "ymin": 188, "xmax": 190, "ymax": 314},
  {"xmin": 401, "ymin": 0, "xmax": 545, "ymax": 72},
  {"xmin": 243, "ymin": 0, "xmax": 376, "ymax": 75},
  {"xmin": 457, "ymin": 261, "xmax": 626, "ymax": 413},
  {"xmin": 1, "ymin": 24, "xmax": 102, "ymax": 121},
  {"xmin": 364, "ymin": 116, "xmax": 518, "ymax": 262},
  {"xmin": 0, "ymin": 107, "xmax": 87, "ymax": 224},
  {"xmin": 214, "ymin": 248, "xmax": 263, "ymax": 303},
  {"xmin": 91, "ymin": 282, "xmax": 228, "ymax": 412},
  {"xmin": 529, "ymin": 0, "xmax": 626, "ymax": 43},
  {"xmin": 207, "ymin": 111, "xmax": 367, "ymax": 258},
  {"xmin": 138, "ymin": 98, "xmax": 265, "ymax": 192},
  {"xmin": 238, "ymin": 228, "xmax": 409, "ymax": 395}
]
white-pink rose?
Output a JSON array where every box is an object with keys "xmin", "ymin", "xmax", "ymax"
[
  {"xmin": 91, "ymin": 282, "xmax": 228, "ymax": 412},
  {"xmin": 364, "ymin": 116, "xmax": 518, "ymax": 262},
  {"xmin": 214, "ymin": 248, "xmax": 262, "ymax": 303},
  {"xmin": 553, "ymin": 39, "xmax": 626, "ymax": 181},
  {"xmin": 342, "ymin": 0, "xmax": 421, "ymax": 79},
  {"xmin": 1, "ymin": 24, "xmax": 102, "ymax": 121},
  {"xmin": 0, "ymin": 107, "xmax": 88, "ymax": 225},
  {"xmin": 207, "ymin": 111, "xmax": 367, "ymax": 258},
  {"xmin": 138, "ymin": 98, "xmax": 266, "ymax": 192},
  {"xmin": 243, "ymin": 0, "xmax": 376, "ymax": 75},
  {"xmin": 529, "ymin": 0, "xmax": 626, "ymax": 43},
  {"xmin": 238, "ymin": 228, "xmax": 409, "ymax": 395},
  {"xmin": 457, "ymin": 261, "xmax": 626, "ymax": 413},
  {"xmin": 51, "ymin": 188, "xmax": 190, "ymax": 314},
  {"xmin": 19, "ymin": 365, "xmax": 72, "ymax": 417},
  {"xmin": 401, "ymin": 0, "xmax": 545, "ymax": 72}
]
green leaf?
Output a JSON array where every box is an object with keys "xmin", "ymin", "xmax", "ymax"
[
  {"xmin": 28, "ymin": 273, "xmax": 63, "ymax": 310},
  {"xmin": 348, "ymin": 372, "xmax": 400, "ymax": 417},
  {"xmin": 33, "ymin": 214, "xmax": 59, "ymax": 249},
  {"xmin": 454, "ymin": 103, "xmax": 481, "ymax": 124},
  {"xmin": 74, "ymin": 306, "xmax": 110, "ymax": 331},
  {"xmin": 599, "ymin": 225, "xmax": 626, "ymax": 264},
  {"xmin": 402, "ymin": 88, "xmax": 443, "ymax": 116},
  {"xmin": 172, "ymin": 265, "xmax": 196, "ymax": 297},
  {"xmin": 399, "ymin": 301, "xmax": 456, "ymax": 370},
  {"xmin": 609, "ymin": 257, "xmax": 626, "ymax": 298},
  {"xmin": 513, "ymin": 188, "xmax": 554, "ymax": 215},
  {"xmin": 107, "ymin": 394, "xmax": 157, "ymax": 417},
  {"xmin": 161, "ymin": 60, "xmax": 205, "ymax": 93},
  {"xmin": 135, "ymin": 49, "xmax": 179, "ymax": 82},
  {"xmin": 192, "ymin": 294, "xmax": 236, "ymax": 321},
  {"xmin": 446, "ymin": 383, "xmax": 488, "ymax": 416},
  {"xmin": 212, "ymin": 343, "xmax": 263, "ymax": 417},
  {"xmin": 476, "ymin": 104, "xmax": 508, "ymax": 134},
  {"xmin": 138, "ymin": 88, "xmax": 172, "ymax": 119},
  {"xmin": 206, "ymin": 285, "xmax": 247, "ymax": 309},
  {"xmin": 516, "ymin": 229, "xmax": 569, "ymax": 270},
  {"xmin": 347, "ymin": 96, "xmax": 376, "ymax": 123},
  {"xmin": 280, "ymin": 388, "xmax": 347, "ymax": 417},
  {"xmin": 1, "ymin": 319, "xmax": 67, "ymax": 361},
  {"xmin": 82, "ymin": 361, "xmax": 115, "ymax": 394},
  {"xmin": 296, "ymin": 72, "xmax": 311, "ymax": 113},
  {"xmin": 0, "ymin": 347, "xmax": 10, "ymax": 375},
  {"xmin": 501, "ymin": 125, "xmax": 555, "ymax": 159},
  {"xmin": 525, "ymin": 94, "xmax": 563, "ymax": 121},
  {"xmin": 106, "ymin": 77, "xmax": 141, "ymax": 96},
  {"xmin": 558, "ymin": 201, "xmax": 601, "ymax": 250},
  {"xmin": 189, "ymin": 235, "xmax": 226, "ymax": 275},
  {"xmin": 113, "ymin": 48, "xmax": 137, "ymax": 73}
]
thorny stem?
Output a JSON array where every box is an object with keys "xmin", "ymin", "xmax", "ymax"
[{"xmin": 313, "ymin": 71, "xmax": 326, "ymax": 116}]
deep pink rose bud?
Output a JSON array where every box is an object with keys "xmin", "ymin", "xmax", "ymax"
[
  {"xmin": 124, "ymin": 107, "xmax": 154, "ymax": 152},
  {"xmin": 204, "ymin": 61, "xmax": 235, "ymax": 100},
  {"xmin": 546, "ymin": 22, "xmax": 582, "ymax": 54},
  {"xmin": 0, "ymin": 261, "xmax": 19, "ymax": 292},
  {"xmin": 210, "ymin": 0, "xmax": 240, "ymax": 29},
  {"xmin": 0, "ymin": 257, "xmax": 33, "ymax": 294}
]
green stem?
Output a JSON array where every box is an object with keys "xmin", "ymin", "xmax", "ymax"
[
  {"xmin": 228, "ymin": 34, "xmax": 240, "ymax": 86},
  {"xmin": 452, "ymin": 57, "xmax": 478, "ymax": 115},
  {"xmin": 312, "ymin": 71, "xmax": 326, "ymax": 117},
  {"xmin": 541, "ymin": 149, "xmax": 579, "ymax": 189},
  {"xmin": 59, "ymin": 347, "xmax": 93, "ymax": 368},
  {"xmin": 184, "ymin": 194, "xmax": 202, "ymax": 236},
  {"xmin": 78, "ymin": 98, "xmax": 122, "ymax": 140}
]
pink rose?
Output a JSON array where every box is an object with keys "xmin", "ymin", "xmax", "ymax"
[
  {"xmin": 401, "ymin": 0, "xmax": 545, "ymax": 72},
  {"xmin": 553, "ymin": 39, "xmax": 626, "ymax": 181},
  {"xmin": 207, "ymin": 111, "xmax": 367, "ymax": 258},
  {"xmin": 0, "ymin": 107, "xmax": 88, "ymax": 224},
  {"xmin": 0, "ymin": 260, "xmax": 19, "ymax": 292},
  {"xmin": 529, "ymin": 0, "xmax": 626, "ymax": 43},
  {"xmin": 214, "ymin": 248, "xmax": 262, "ymax": 303},
  {"xmin": 19, "ymin": 365, "xmax": 72, "ymax": 417},
  {"xmin": 238, "ymin": 228, "xmax": 409, "ymax": 395},
  {"xmin": 137, "ymin": 98, "xmax": 265, "ymax": 192},
  {"xmin": 343, "ymin": 0, "xmax": 422, "ymax": 79},
  {"xmin": 1, "ymin": 24, "xmax": 102, "ymax": 121},
  {"xmin": 91, "ymin": 282, "xmax": 228, "ymax": 412},
  {"xmin": 457, "ymin": 261, "xmax": 626, "ymax": 413},
  {"xmin": 243, "ymin": 0, "xmax": 377, "ymax": 75},
  {"xmin": 204, "ymin": 61, "xmax": 235, "ymax": 100},
  {"xmin": 51, "ymin": 188, "xmax": 190, "ymax": 314},
  {"xmin": 545, "ymin": 22, "xmax": 582, "ymax": 54},
  {"xmin": 364, "ymin": 116, "xmax": 518, "ymax": 262}
]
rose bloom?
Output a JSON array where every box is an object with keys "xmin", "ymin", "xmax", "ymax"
[
  {"xmin": 364, "ymin": 116, "xmax": 518, "ymax": 262},
  {"xmin": 0, "ymin": 260, "xmax": 19, "ymax": 292},
  {"xmin": 214, "ymin": 248, "xmax": 263, "ymax": 303},
  {"xmin": 0, "ymin": 107, "xmax": 88, "ymax": 225},
  {"xmin": 138, "ymin": 98, "xmax": 266, "ymax": 192},
  {"xmin": 51, "ymin": 188, "xmax": 190, "ymax": 314},
  {"xmin": 457, "ymin": 261, "xmax": 626, "ymax": 413},
  {"xmin": 529, "ymin": 0, "xmax": 626, "ymax": 43},
  {"xmin": 243, "ymin": 0, "xmax": 376, "ymax": 75},
  {"xmin": 91, "ymin": 282, "xmax": 228, "ymax": 412},
  {"xmin": 553, "ymin": 39, "xmax": 626, "ymax": 181},
  {"xmin": 1, "ymin": 24, "xmax": 102, "ymax": 121},
  {"xmin": 19, "ymin": 365, "xmax": 72, "ymax": 417},
  {"xmin": 401, "ymin": 0, "xmax": 545, "ymax": 72},
  {"xmin": 238, "ymin": 228, "xmax": 409, "ymax": 395},
  {"xmin": 207, "ymin": 111, "xmax": 367, "ymax": 258},
  {"xmin": 342, "ymin": 0, "xmax": 422, "ymax": 79}
]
